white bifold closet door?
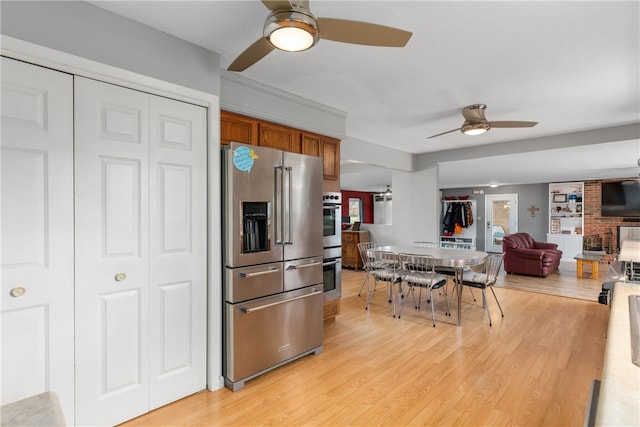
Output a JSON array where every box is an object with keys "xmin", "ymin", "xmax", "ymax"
[
  {"xmin": 0, "ymin": 57, "xmax": 75, "ymax": 423},
  {"xmin": 74, "ymin": 77, "xmax": 207, "ymax": 426}
]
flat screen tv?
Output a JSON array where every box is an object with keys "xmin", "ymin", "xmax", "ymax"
[{"xmin": 601, "ymin": 180, "xmax": 640, "ymax": 217}]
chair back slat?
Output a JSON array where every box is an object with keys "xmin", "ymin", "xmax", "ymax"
[{"xmin": 484, "ymin": 253, "xmax": 504, "ymax": 285}]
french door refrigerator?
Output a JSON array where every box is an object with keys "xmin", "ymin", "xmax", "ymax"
[{"xmin": 222, "ymin": 142, "xmax": 324, "ymax": 391}]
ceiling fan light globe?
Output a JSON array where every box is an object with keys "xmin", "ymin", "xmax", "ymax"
[
  {"xmin": 461, "ymin": 122, "xmax": 490, "ymax": 136},
  {"xmin": 264, "ymin": 10, "xmax": 319, "ymax": 52}
]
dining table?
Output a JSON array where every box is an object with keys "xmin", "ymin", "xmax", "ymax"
[{"xmin": 371, "ymin": 245, "xmax": 488, "ymax": 326}]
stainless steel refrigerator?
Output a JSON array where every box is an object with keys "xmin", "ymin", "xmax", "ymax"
[{"xmin": 222, "ymin": 142, "xmax": 324, "ymax": 391}]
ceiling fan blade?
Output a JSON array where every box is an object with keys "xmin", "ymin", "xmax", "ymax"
[
  {"xmin": 227, "ymin": 38, "xmax": 275, "ymax": 72},
  {"xmin": 427, "ymin": 128, "xmax": 461, "ymax": 139},
  {"xmin": 261, "ymin": 1, "xmax": 294, "ymax": 11},
  {"xmin": 317, "ymin": 18, "xmax": 412, "ymax": 47},
  {"xmin": 489, "ymin": 121, "xmax": 538, "ymax": 128}
]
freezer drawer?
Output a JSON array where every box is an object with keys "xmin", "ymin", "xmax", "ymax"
[
  {"xmin": 224, "ymin": 286, "xmax": 323, "ymax": 391},
  {"xmin": 283, "ymin": 256, "xmax": 323, "ymax": 292},
  {"xmin": 225, "ymin": 263, "xmax": 284, "ymax": 303}
]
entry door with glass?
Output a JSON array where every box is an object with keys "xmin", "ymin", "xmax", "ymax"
[{"xmin": 485, "ymin": 194, "xmax": 518, "ymax": 252}]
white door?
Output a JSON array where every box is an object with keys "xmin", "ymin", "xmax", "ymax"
[
  {"xmin": 74, "ymin": 77, "xmax": 207, "ymax": 425},
  {"xmin": 0, "ymin": 58, "xmax": 75, "ymax": 422},
  {"xmin": 485, "ymin": 194, "xmax": 518, "ymax": 253},
  {"xmin": 148, "ymin": 94, "xmax": 207, "ymax": 409},
  {"xmin": 74, "ymin": 77, "xmax": 151, "ymax": 425}
]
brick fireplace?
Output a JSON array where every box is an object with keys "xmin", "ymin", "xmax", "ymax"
[{"xmin": 583, "ymin": 180, "xmax": 640, "ymax": 263}]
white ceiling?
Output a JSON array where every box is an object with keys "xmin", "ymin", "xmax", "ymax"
[{"xmin": 89, "ymin": 0, "xmax": 640, "ymax": 190}]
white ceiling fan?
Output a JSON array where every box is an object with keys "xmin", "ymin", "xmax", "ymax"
[
  {"xmin": 427, "ymin": 104, "xmax": 538, "ymax": 138},
  {"xmin": 228, "ymin": 0, "xmax": 412, "ymax": 71}
]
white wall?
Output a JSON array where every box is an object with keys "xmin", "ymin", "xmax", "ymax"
[
  {"xmin": 364, "ymin": 165, "xmax": 440, "ymax": 246},
  {"xmin": 221, "ymin": 71, "xmax": 346, "ymax": 138},
  {"xmin": 0, "ymin": 1, "xmax": 220, "ymax": 95}
]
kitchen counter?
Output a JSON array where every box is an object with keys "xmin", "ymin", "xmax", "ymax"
[{"xmin": 596, "ymin": 282, "xmax": 640, "ymax": 426}]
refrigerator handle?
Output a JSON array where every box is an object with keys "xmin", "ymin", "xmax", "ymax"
[
  {"xmin": 274, "ymin": 165, "xmax": 284, "ymax": 246},
  {"xmin": 284, "ymin": 166, "xmax": 293, "ymax": 245}
]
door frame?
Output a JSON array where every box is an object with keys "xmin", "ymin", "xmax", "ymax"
[
  {"xmin": 1, "ymin": 35, "xmax": 224, "ymax": 391},
  {"xmin": 484, "ymin": 193, "xmax": 518, "ymax": 252}
]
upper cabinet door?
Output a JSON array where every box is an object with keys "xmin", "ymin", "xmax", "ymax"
[
  {"xmin": 259, "ymin": 121, "xmax": 298, "ymax": 152},
  {"xmin": 220, "ymin": 111, "xmax": 258, "ymax": 146},
  {"xmin": 300, "ymin": 132, "xmax": 321, "ymax": 157},
  {"xmin": 320, "ymin": 136, "xmax": 340, "ymax": 181}
]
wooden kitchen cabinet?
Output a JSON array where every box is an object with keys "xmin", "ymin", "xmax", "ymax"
[
  {"xmin": 220, "ymin": 111, "xmax": 340, "ymax": 191},
  {"xmin": 220, "ymin": 111, "xmax": 258, "ymax": 146},
  {"xmin": 342, "ymin": 231, "xmax": 370, "ymax": 271},
  {"xmin": 321, "ymin": 136, "xmax": 339, "ymax": 182},
  {"xmin": 300, "ymin": 131, "xmax": 321, "ymax": 156},
  {"xmin": 301, "ymin": 131, "xmax": 340, "ymax": 192},
  {"xmin": 259, "ymin": 121, "xmax": 298, "ymax": 152}
]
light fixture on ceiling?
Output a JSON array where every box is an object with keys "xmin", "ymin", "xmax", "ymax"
[
  {"xmin": 461, "ymin": 121, "xmax": 490, "ymax": 136},
  {"xmin": 384, "ymin": 185, "xmax": 392, "ymax": 196},
  {"xmin": 489, "ymin": 184, "xmax": 499, "ymax": 188},
  {"xmin": 263, "ymin": 8, "xmax": 319, "ymax": 52}
]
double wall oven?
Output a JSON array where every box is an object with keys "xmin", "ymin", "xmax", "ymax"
[{"xmin": 323, "ymin": 192, "xmax": 342, "ymax": 301}]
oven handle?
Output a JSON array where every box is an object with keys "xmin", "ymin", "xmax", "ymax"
[
  {"xmin": 323, "ymin": 260, "xmax": 340, "ymax": 267},
  {"xmin": 240, "ymin": 288, "xmax": 322, "ymax": 314},
  {"xmin": 285, "ymin": 260, "xmax": 321, "ymax": 270},
  {"xmin": 323, "ymin": 205, "xmax": 341, "ymax": 210},
  {"xmin": 239, "ymin": 267, "xmax": 280, "ymax": 278}
]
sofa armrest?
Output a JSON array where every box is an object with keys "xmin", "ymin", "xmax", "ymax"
[
  {"xmin": 534, "ymin": 241, "xmax": 558, "ymax": 250},
  {"xmin": 507, "ymin": 248, "xmax": 545, "ymax": 260}
]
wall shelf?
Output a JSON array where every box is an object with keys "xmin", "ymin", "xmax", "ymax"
[{"xmin": 548, "ymin": 182, "xmax": 584, "ymax": 261}]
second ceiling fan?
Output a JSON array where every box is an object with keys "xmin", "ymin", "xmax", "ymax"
[
  {"xmin": 427, "ymin": 104, "xmax": 538, "ymax": 138},
  {"xmin": 228, "ymin": 0, "xmax": 412, "ymax": 71}
]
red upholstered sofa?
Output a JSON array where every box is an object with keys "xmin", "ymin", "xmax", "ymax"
[{"xmin": 502, "ymin": 233, "xmax": 563, "ymax": 278}]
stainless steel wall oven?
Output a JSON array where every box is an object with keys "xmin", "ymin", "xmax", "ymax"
[
  {"xmin": 322, "ymin": 192, "xmax": 342, "ymax": 248},
  {"xmin": 323, "ymin": 246, "xmax": 342, "ymax": 301}
]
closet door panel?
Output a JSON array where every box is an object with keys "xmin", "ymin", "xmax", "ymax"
[
  {"xmin": 0, "ymin": 57, "xmax": 74, "ymax": 423},
  {"xmin": 149, "ymin": 96, "xmax": 207, "ymax": 409},
  {"xmin": 74, "ymin": 77, "xmax": 150, "ymax": 426}
]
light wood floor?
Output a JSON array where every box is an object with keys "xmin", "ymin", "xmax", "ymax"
[{"xmin": 121, "ymin": 269, "xmax": 609, "ymax": 427}]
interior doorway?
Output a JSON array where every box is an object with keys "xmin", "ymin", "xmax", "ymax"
[{"xmin": 485, "ymin": 194, "xmax": 518, "ymax": 252}]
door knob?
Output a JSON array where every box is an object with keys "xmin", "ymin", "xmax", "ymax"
[
  {"xmin": 10, "ymin": 287, "xmax": 26, "ymax": 297},
  {"xmin": 114, "ymin": 273, "xmax": 126, "ymax": 282}
]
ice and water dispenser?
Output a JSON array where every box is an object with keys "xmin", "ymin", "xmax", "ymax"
[{"xmin": 241, "ymin": 202, "xmax": 270, "ymax": 254}]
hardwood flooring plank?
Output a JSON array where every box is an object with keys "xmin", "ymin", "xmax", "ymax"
[{"xmin": 121, "ymin": 268, "xmax": 609, "ymax": 427}]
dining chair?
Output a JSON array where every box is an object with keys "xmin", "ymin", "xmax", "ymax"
[
  {"xmin": 368, "ymin": 251, "xmax": 403, "ymax": 316},
  {"xmin": 414, "ymin": 241, "xmax": 476, "ymax": 302},
  {"xmin": 357, "ymin": 241, "xmax": 379, "ymax": 297},
  {"xmin": 456, "ymin": 253, "xmax": 504, "ymax": 326},
  {"xmin": 398, "ymin": 253, "xmax": 450, "ymax": 326}
]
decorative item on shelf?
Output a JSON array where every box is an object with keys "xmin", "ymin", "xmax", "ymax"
[
  {"xmin": 551, "ymin": 218, "xmax": 561, "ymax": 233},
  {"xmin": 568, "ymin": 194, "xmax": 577, "ymax": 203},
  {"xmin": 553, "ymin": 193, "xmax": 567, "ymax": 203},
  {"xmin": 527, "ymin": 204, "xmax": 540, "ymax": 217},
  {"xmin": 576, "ymin": 204, "xmax": 582, "ymax": 213}
]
